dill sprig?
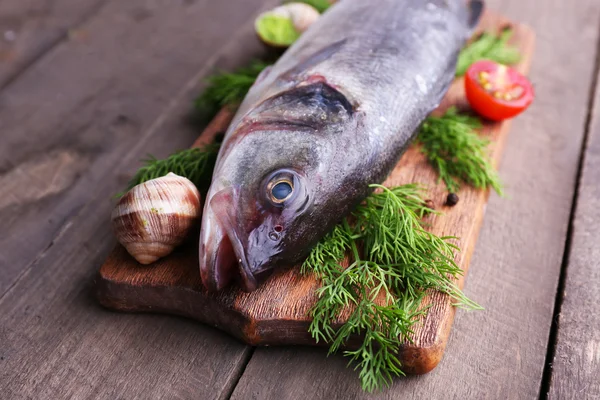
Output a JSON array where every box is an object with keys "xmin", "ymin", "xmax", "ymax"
[
  {"xmin": 119, "ymin": 144, "xmax": 220, "ymax": 196},
  {"xmin": 456, "ymin": 28, "xmax": 520, "ymax": 76},
  {"xmin": 194, "ymin": 61, "xmax": 272, "ymax": 117},
  {"xmin": 302, "ymin": 184, "xmax": 481, "ymax": 392},
  {"xmin": 419, "ymin": 108, "xmax": 502, "ymax": 194}
]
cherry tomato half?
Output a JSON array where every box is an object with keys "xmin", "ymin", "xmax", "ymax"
[{"xmin": 464, "ymin": 60, "xmax": 534, "ymax": 121}]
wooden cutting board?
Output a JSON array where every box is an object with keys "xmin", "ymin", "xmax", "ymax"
[{"xmin": 96, "ymin": 12, "xmax": 534, "ymax": 375}]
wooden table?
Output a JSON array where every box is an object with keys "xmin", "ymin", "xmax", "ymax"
[{"xmin": 1, "ymin": 1, "xmax": 599, "ymax": 399}]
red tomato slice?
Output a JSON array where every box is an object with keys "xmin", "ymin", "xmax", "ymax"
[{"xmin": 464, "ymin": 60, "xmax": 534, "ymax": 121}]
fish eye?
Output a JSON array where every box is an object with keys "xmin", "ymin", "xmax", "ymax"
[
  {"xmin": 263, "ymin": 169, "xmax": 306, "ymax": 208},
  {"xmin": 268, "ymin": 178, "xmax": 294, "ymax": 204}
]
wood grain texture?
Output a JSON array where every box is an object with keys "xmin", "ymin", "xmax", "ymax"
[
  {"xmin": 547, "ymin": 57, "xmax": 600, "ymax": 399},
  {"xmin": 0, "ymin": 0, "xmax": 276, "ymax": 298},
  {"xmin": 0, "ymin": 0, "xmax": 280, "ymax": 399},
  {"xmin": 229, "ymin": 0, "xmax": 600, "ymax": 398},
  {"xmin": 97, "ymin": 12, "xmax": 533, "ymax": 375},
  {"xmin": 0, "ymin": 0, "xmax": 106, "ymax": 89}
]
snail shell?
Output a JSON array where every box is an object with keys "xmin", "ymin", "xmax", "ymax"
[{"xmin": 111, "ymin": 173, "xmax": 201, "ymax": 265}]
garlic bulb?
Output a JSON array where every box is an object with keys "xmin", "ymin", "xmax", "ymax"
[
  {"xmin": 276, "ymin": 3, "xmax": 320, "ymax": 33},
  {"xmin": 111, "ymin": 173, "xmax": 201, "ymax": 265}
]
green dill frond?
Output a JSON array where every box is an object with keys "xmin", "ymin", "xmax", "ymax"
[
  {"xmin": 118, "ymin": 144, "xmax": 220, "ymax": 197},
  {"xmin": 194, "ymin": 60, "xmax": 272, "ymax": 117},
  {"xmin": 418, "ymin": 107, "xmax": 503, "ymax": 194},
  {"xmin": 342, "ymin": 293, "xmax": 426, "ymax": 392},
  {"xmin": 301, "ymin": 223, "xmax": 353, "ymax": 276},
  {"xmin": 291, "ymin": 0, "xmax": 333, "ymax": 13},
  {"xmin": 456, "ymin": 28, "xmax": 521, "ymax": 76},
  {"xmin": 303, "ymin": 183, "xmax": 480, "ymax": 392}
]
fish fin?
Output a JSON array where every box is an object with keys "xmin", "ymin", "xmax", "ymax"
[
  {"xmin": 246, "ymin": 82, "xmax": 353, "ymax": 132},
  {"xmin": 467, "ymin": 0, "xmax": 484, "ymax": 32},
  {"xmin": 280, "ymin": 39, "xmax": 348, "ymax": 80}
]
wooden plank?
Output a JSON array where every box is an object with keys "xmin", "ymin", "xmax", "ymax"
[
  {"xmin": 0, "ymin": 0, "xmax": 276, "ymax": 297},
  {"xmin": 547, "ymin": 60, "xmax": 600, "ymax": 399},
  {"xmin": 229, "ymin": 0, "xmax": 600, "ymax": 398},
  {"xmin": 96, "ymin": 12, "xmax": 534, "ymax": 375},
  {"xmin": 0, "ymin": 0, "xmax": 281, "ymax": 398},
  {"xmin": 0, "ymin": 0, "xmax": 106, "ymax": 89}
]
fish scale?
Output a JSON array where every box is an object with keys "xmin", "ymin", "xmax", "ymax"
[{"xmin": 199, "ymin": 0, "xmax": 483, "ymax": 292}]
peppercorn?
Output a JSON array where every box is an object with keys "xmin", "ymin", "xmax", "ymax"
[
  {"xmin": 424, "ymin": 199, "xmax": 435, "ymax": 210},
  {"xmin": 446, "ymin": 193, "xmax": 459, "ymax": 206}
]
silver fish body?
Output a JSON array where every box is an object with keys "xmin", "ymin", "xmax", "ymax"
[{"xmin": 200, "ymin": 0, "xmax": 482, "ymax": 291}]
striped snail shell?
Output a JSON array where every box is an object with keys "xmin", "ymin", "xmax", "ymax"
[{"xmin": 111, "ymin": 173, "xmax": 201, "ymax": 265}]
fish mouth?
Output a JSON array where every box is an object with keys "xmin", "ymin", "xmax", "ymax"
[{"xmin": 199, "ymin": 187, "xmax": 258, "ymax": 292}]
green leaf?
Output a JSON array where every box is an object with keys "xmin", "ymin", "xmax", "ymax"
[
  {"xmin": 456, "ymin": 28, "xmax": 521, "ymax": 77},
  {"xmin": 303, "ymin": 183, "xmax": 480, "ymax": 392},
  {"xmin": 117, "ymin": 143, "xmax": 220, "ymax": 197},
  {"xmin": 194, "ymin": 60, "xmax": 272, "ymax": 119},
  {"xmin": 418, "ymin": 107, "xmax": 503, "ymax": 194}
]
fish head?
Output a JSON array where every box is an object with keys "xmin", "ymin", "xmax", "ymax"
[
  {"xmin": 200, "ymin": 130, "xmax": 322, "ymax": 292},
  {"xmin": 200, "ymin": 82, "xmax": 356, "ymax": 292}
]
